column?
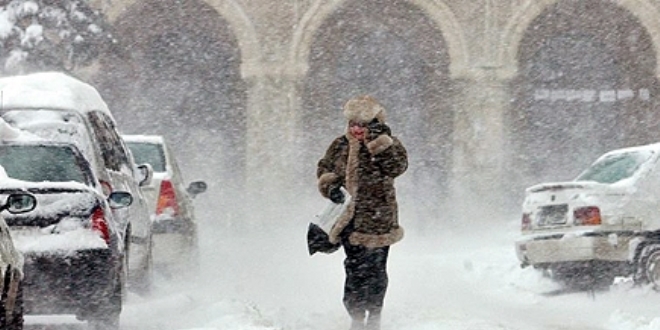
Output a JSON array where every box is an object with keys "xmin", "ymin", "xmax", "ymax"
[
  {"xmin": 449, "ymin": 69, "xmax": 513, "ymax": 222},
  {"xmin": 242, "ymin": 63, "xmax": 305, "ymax": 217}
]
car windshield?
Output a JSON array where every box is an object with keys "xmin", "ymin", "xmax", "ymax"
[
  {"xmin": 0, "ymin": 145, "xmax": 88, "ymax": 184},
  {"xmin": 575, "ymin": 150, "xmax": 654, "ymax": 184},
  {"xmin": 126, "ymin": 142, "xmax": 166, "ymax": 172},
  {"xmin": 2, "ymin": 109, "xmax": 95, "ymax": 162}
]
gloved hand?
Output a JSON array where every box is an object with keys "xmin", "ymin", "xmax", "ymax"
[
  {"xmin": 367, "ymin": 119, "xmax": 391, "ymax": 141},
  {"xmin": 328, "ymin": 186, "xmax": 345, "ymax": 204}
]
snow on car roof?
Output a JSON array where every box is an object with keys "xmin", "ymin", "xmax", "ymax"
[
  {"xmin": 122, "ymin": 134, "xmax": 164, "ymax": 144},
  {"xmin": 526, "ymin": 142, "xmax": 660, "ymax": 192},
  {"xmin": 0, "ymin": 71, "xmax": 114, "ymax": 119},
  {"xmin": 0, "ymin": 117, "xmax": 41, "ymax": 142}
]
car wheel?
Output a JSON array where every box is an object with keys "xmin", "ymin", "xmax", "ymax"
[
  {"xmin": 133, "ymin": 235, "xmax": 154, "ymax": 296},
  {"xmin": 637, "ymin": 244, "xmax": 660, "ymax": 289},
  {"xmin": 184, "ymin": 233, "xmax": 201, "ymax": 277}
]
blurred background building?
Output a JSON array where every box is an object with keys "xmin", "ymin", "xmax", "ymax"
[{"xmin": 81, "ymin": 0, "xmax": 660, "ymax": 224}]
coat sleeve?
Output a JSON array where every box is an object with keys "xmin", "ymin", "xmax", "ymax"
[
  {"xmin": 370, "ymin": 136, "xmax": 408, "ymax": 179},
  {"xmin": 316, "ymin": 138, "xmax": 345, "ymax": 198}
]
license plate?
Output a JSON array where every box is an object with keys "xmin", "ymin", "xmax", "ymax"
[{"xmin": 537, "ymin": 204, "xmax": 568, "ymax": 226}]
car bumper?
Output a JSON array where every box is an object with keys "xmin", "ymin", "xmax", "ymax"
[
  {"xmin": 22, "ymin": 249, "xmax": 118, "ymax": 315},
  {"xmin": 151, "ymin": 217, "xmax": 194, "ymax": 235},
  {"xmin": 515, "ymin": 231, "xmax": 636, "ymax": 267},
  {"xmin": 153, "ymin": 233, "xmax": 194, "ymax": 265}
]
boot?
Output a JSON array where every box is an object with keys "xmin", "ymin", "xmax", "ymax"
[
  {"xmin": 350, "ymin": 319, "xmax": 365, "ymax": 330},
  {"xmin": 365, "ymin": 312, "xmax": 381, "ymax": 330}
]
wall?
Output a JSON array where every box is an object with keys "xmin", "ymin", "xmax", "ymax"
[{"xmin": 90, "ymin": 0, "xmax": 660, "ymax": 223}]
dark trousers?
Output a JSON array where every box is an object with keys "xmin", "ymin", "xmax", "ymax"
[{"xmin": 342, "ymin": 239, "xmax": 390, "ymax": 325}]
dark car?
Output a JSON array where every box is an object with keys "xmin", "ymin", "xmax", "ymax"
[{"xmin": 0, "ymin": 141, "xmax": 132, "ymax": 330}]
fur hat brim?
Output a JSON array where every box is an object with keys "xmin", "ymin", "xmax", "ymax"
[{"xmin": 343, "ymin": 95, "xmax": 386, "ymax": 123}]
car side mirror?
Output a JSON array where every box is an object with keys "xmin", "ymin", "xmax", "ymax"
[
  {"xmin": 108, "ymin": 191, "xmax": 133, "ymax": 209},
  {"xmin": 187, "ymin": 181, "xmax": 207, "ymax": 198},
  {"xmin": 3, "ymin": 193, "xmax": 37, "ymax": 214},
  {"xmin": 136, "ymin": 163, "xmax": 153, "ymax": 187}
]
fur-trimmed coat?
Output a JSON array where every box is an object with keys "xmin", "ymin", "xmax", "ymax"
[{"xmin": 317, "ymin": 130, "xmax": 408, "ymax": 248}]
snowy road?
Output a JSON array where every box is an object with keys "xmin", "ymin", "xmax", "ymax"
[{"xmin": 21, "ymin": 206, "xmax": 660, "ymax": 330}]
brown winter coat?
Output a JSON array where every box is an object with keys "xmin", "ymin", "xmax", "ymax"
[{"xmin": 317, "ymin": 130, "xmax": 408, "ymax": 248}]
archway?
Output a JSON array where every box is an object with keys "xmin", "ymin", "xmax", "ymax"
[
  {"xmin": 509, "ymin": 0, "xmax": 659, "ymax": 189},
  {"xmin": 302, "ymin": 0, "xmax": 453, "ymax": 228},
  {"xmin": 97, "ymin": 0, "xmax": 247, "ymax": 188}
]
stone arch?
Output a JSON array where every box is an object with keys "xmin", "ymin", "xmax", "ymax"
[
  {"xmin": 506, "ymin": 0, "xmax": 660, "ymax": 192},
  {"xmin": 298, "ymin": 0, "xmax": 456, "ymax": 230},
  {"xmin": 289, "ymin": 0, "xmax": 469, "ymax": 78},
  {"xmin": 106, "ymin": 0, "xmax": 261, "ymax": 77},
  {"xmin": 500, "ymin": 0, "xmax": 660, "ymax": 78},
  {"xmin": 99, "ymin": 0, "xmax": 250, "ymax": 194}
]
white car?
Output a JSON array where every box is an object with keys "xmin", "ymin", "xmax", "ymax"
[
  {"xmin": 515, "ymin": 142, "xmax": 660, "ymax": 288},
  {"xmin": 0, "ymin": 72, "xmax": 155, "ymax": 295},
  {"xmin": 123, "ymin": 135, "xmax": 206, "ymax": 274}
]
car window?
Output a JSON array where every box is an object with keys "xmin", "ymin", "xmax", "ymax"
[
  {"xmin": 0, "ymin": 145, "xmax": 89, "ymax": 184},
  {"xmin": 126, "ymin": 142, "xmax": 166, "ymax": 172},
  {"xmin": 88, "ymin": 112, "xmax": 131, "ymax": 172},
  {"xmin": 2, "ymin": 109, "xmax": 96, "ymax": 162},
  {"xmin": 575, "ymin": 150, "xmax": 654, "ymax": 184}
]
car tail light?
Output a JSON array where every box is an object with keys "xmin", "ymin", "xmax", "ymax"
[
  {"xmin": 521, "ymin": 213, "xmax": 532, "ymax": 231},
  {"xmin": 91, "ymin": 207, "xmax": 111, "ymax": 244},
  {"xmin": 156, "ymin": 180, "xmax": 180, "ymax": 216},
  {"xmin": 574, "ymin": 206, "xmax": 601, "ymax": 226}
]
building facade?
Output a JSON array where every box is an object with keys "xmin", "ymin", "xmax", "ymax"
[{"xmin": 88, "ymin": 0, "xmax": 660, "ymax": 221}]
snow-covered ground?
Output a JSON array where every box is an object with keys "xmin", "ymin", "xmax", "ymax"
[{"xmin": 21, "ymin": 195, "xmax": 660, "ymax": 330}]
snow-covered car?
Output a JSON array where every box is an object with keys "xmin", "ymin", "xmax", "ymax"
[
  {"xmin": 0, "ymin": 72, "xmax": 154, "ymax": 294},
  {"xmin": 0, "ymin": 192, "xmax": 36, "ymax": 330},
  {"xmin": 123, "ymin": 135, "xmax": 207, "ymax": 273},
  {"xmin": 0, "ymin": 140, "xmax": 133, "ymax": 329},
  {"xmin": 515, "ymin": 142, "xmax": 660, "ymax": 287}
]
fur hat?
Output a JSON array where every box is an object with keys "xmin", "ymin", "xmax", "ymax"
[{"xmin": 343, "ymin": 95, "xmax": 386, "ymax": 123}]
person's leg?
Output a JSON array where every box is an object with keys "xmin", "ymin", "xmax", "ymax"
[
  {"xmin": 365, "ymin": 246, "xmax": 390, "ymax": 330},
  {"xmin": 350, "ymin": 318, "xmax": 365, "ymax": 330},
  {"xmin": 343, "ymin": 242, "xmax": 369, "ymax": 329},
  {"xmin": 365, "ymin": 313, "xmax": 381, "ymax": 330}
]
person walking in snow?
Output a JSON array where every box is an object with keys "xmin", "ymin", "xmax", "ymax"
[{"xmin": 316, "ymin": 95, "xmax": 408, "ymax": 330}]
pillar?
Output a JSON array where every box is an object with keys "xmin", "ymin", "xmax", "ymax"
[
  {"xmin": 449, "ymin": 69, "xmax": 512, "ymax": 222},
  {"xmin": 242, "ymin": 63, "xmax": 305, "ymax": 218}
]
